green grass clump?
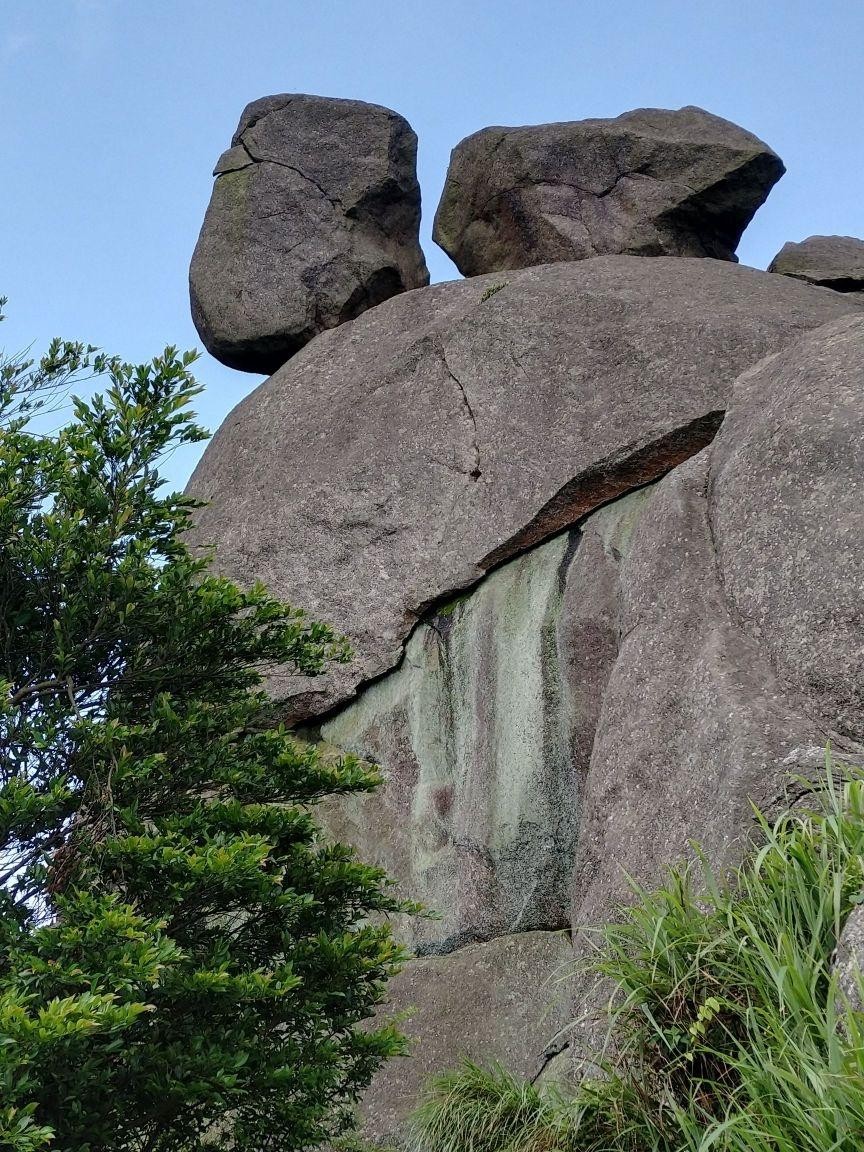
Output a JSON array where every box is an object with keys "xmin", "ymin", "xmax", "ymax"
[{"xmin": 411, "ymin": 759, "xmax": 864, "ymax": 1152}]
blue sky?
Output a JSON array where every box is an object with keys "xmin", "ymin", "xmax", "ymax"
[{"xmin": 2, "ymin": 0, "xmax": 862, "ymax": 489}]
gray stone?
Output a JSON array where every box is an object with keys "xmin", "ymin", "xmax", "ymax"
[
  {"xmin": 433, "ymin": 106, "xmax": 783, "ymax": 276},
  {"xmin": 768, "ymin": 235, "xmax": 864, "ymax": 292},
  {"xmin": 189, "ymin": 94, "xmax": 429, "ymax": 374},
  {"xmin": 320, "ymin": 489, "xmax": 651, "ymax": 953},
  {"xmin": 358, "ymin": 931, "xmax": 573, "ymax": 1143},
  {"xmin": 186, "ymin": 256, "xmax": 860, "ymax": 720},
  {"xmin": 573, "ymin": 315, "xmax": 864, "ymax": 974},
  {"xmin": 572, "ymin": 451, "xmax": 817, "ymax": 947},
  {"xmin": 710, "ymin": 314, "xmax": 864, "ymax": 743},
  {"xmin": 835, "ymin": 905, "xmax": 864, "ymax": 1016}
]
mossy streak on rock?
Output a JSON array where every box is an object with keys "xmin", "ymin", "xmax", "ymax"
[
  {"xmin": 214, "ymin": 167, "xmax": 253, "ymax": 244},
  {"xmin": 321, "ymin": 487, "xmax": 654, "ymax": 952}
]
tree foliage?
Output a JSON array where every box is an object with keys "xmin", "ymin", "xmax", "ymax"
[{"xmin": 0, "ymin": 301, "xmax": 408, "ymax": 1150}]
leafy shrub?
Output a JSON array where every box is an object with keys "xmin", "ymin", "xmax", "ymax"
[{"xmin": 412, "ymin": 758, "xmax": 864, "ymax": 1151}]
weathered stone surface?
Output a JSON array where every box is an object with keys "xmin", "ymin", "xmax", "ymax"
[
  {"xmin": 573, "ymin": 315, "xmax": 864, "ymax": 976},
  {"xmin": 433, "ymin": 106, "xmax": 783, "ymax": 276},
  {"xmin": 189, "ymin": 94, "xmax": 429, "ymax": 374},
  {"xmin": 187, "ymin": 257, "xmax": 859, "ymax": 720},
  {"xmin": 358, "ymin": 931, "xmax": 572, "ymax": 1143},
  {"xmin": 321, "ymin": 489, "xmax": 651, "ymax": 953},
  {"xmin": 710, "ymin": 314, "xmax": 864, "ymax": 742},
  {"xmin": 768, "ymin": 235, "xmax": 864, "ymax": 292},
  {"xmin": 572, "ymin": 451, "xmax": 817, "ymax": 949},
  {"xmin": 836, "ymin": 905, "xmax": 864, "ymax": 1016}
]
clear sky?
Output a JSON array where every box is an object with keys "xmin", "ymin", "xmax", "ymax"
[{"xmin": 2, "ymin": 0, "xmax": 862, "ymax": 490}]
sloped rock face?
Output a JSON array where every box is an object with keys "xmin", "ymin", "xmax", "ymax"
[
  {"xmin": 572, "ymin": 316, "xmax": 864, "ymax": 1037},
  {"xmin": 186, "ymin": 256, "xmax": 858, "ymax": 721},
  {"xmin": 189, "ymin": 94, "xmax": 429, "ymax": 374},
  {"xmin": 321, "ymin": 489, "xmax": 651, "ymax": 953},
  {"xmin": 768, "ymin": 235, "xmax": 864, "ymax": 292},
  {"xmin": 433, "ymin": 106, "xmax": 783, "ymax": 275},
  {"xmin": 360, "ymin": 931, "xmax": 572, "ymax": 1143},
  {"xmin": 710, "ymin": 314, "xmax": 864, "ymax": 743},
  {"xmin": 190, "ymin": 249, "xmax": 863, "ymax": 1140}
]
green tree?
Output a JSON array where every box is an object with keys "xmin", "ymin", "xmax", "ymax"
[{"xmin": 0, "ymin": 301, "xmax": 408, "ymax": 1151}]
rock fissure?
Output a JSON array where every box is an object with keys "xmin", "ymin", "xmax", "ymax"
[
  {"xmin": 441, "ymin": 348, "xmax": 482, "ymax": 480},
  {"xmin": 480, "ymin": 409, "xmax": 725, "ymax": 570},
  {"xmin": 237, "ymin": 136, "xmax": 344, "ymax": 210},
  {"xmin": 232, "ymin": 94, "xmax": 297, "ymax": 139},
  {"xmin": 315, "ymin": 455, "xmax": 688, "ymax": 732},
  {"xmin": 529, "ymin": 1038, "xmax": 572, "ymax": 1086}
]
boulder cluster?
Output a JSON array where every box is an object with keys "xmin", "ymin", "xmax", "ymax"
[{"xmin": 187, "ymin": 96, "xmax": 864, "ymax": 1142}]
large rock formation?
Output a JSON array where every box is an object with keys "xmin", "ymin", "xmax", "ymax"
[
  {"xmin": 570, "ymin": 314, "xmax": 864, "ymax": 1043},
  {"xmin": 187, "ymin": 257, "xmax": 857, "ymax": 721},
  {"xmin": 186, "ymin": 97, "xmax": 864, "ymax": 1144},
  {"xmin": 189, "ymin": 95, "xmax": 429, "ymax": 374},
  {"xmin": 433, "ymin": 106, "xmax": 784, "ymax": 275},
  {"xmin": 768, "ymin": 234, "xmax": 864, "ymax": 292},
  {"xmin": 361, "ymin": 931, "xmax": 572, "ymax": 1143}
]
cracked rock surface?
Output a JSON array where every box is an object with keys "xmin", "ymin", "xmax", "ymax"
[
  {"xmin": 186, "ymin": 256, "xmax": 860, "ymax": 720},
  {"xmin": 189, "ymin": 94, "xmax": 429, "ymax": 374},
  {"xmin": 768, "ymin": 234, "xmax": 864, "ymax": 292},
  {"xmin": 433, "ymin": 105, "xmax": 784, "ymax": 276}
]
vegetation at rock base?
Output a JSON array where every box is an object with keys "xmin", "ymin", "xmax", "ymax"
[
  {"xmin": 412, "ymin": 758, "xmax": 864, "ymax": 1152},
  {"xmin": 0, "ymin": 300, "xmax": 411, "ymax": 1151}
]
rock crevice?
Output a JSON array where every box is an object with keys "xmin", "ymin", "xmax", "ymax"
[{"xmin": 441, "ymin": 349, "xmax": 482, "ymax": 480}]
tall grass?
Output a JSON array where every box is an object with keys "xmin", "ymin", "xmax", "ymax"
[{"xmin": 411, "ymin": 760, "xmax": 864, "ymax": 1152}]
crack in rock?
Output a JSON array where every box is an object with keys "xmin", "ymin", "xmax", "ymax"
[
  {"xmin": 233, "ymin": 137, "xmax": 344, "ymax": 211},
  {"xmin": 481, "ymin": 409, "xmax": 725, "ymax": 569},
  {"xmin": 441, "ymin": 348, "xmax": 482, "ymax": 480}
]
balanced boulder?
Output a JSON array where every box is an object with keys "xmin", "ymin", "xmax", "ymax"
[
  {"xmin": 433, "ymin": 106, "xmax": 784, "ymax": 275},
  {"xmin": 768, "ymin": 234, "xmax": 864, "ymax": 292},
  {"xmin": 189, "ymin": 94, "xmax": 429, "ymax": 374}
]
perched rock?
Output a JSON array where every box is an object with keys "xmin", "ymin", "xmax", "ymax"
[
  {"xmin": 187, "ymin": 257, "xmax": 859, "ymax": 719},
  {"xmin": 433, "ymin": 106, "xmax": 784, "ymax": 275},
  {"xmin": 189, "ymin": 94, "xmax": 429, "ymax": 374},
  {"xmin": 358, "ymin": 931, "xmax": 572, "ymax": 1143},
  {"xmin": 768, "ymin": 235, "xmax": 864, "ymax": 292},
  {"xmin": 321, "ymin": 489, "xmax": 651, "ymax": 952}
]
